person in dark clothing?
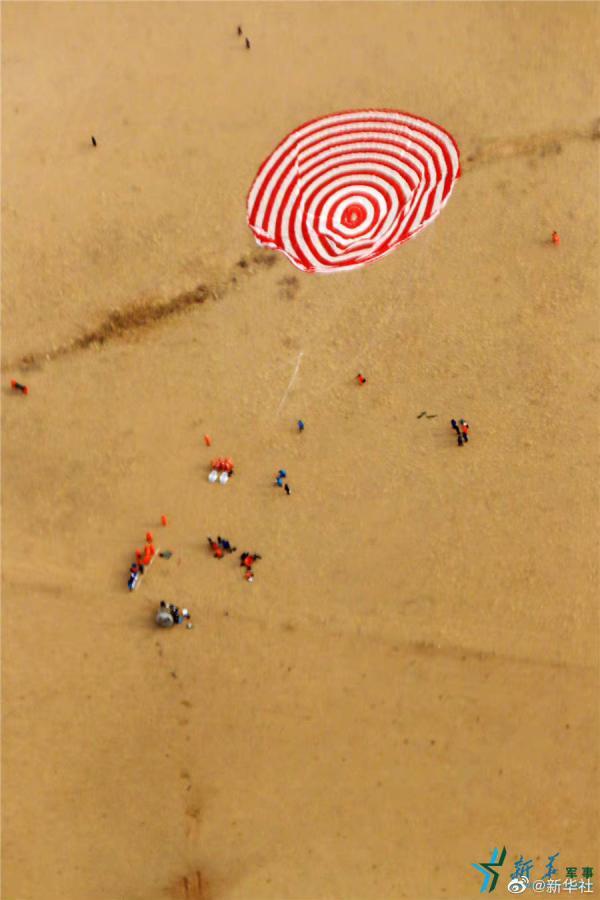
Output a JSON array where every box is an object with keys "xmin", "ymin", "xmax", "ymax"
[
  {"xmin": 245, "ymin": 37, "xmax": 251, "ymax": 49},
  {"xmin": 284, "ymin": 483, "xmax": 291, "ymax": 495},
  {"xmin": 218, "ymin": 537, "xmax": 236, "ymax": 553}
]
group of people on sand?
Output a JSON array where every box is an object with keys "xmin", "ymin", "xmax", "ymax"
[
  {"xmin": 207, "ymin": 535, "xmax": 262, "ymax": 582},
  {"xmin": 156, "ymin": 601, "xmax": 192, "ymax": 629},
  {"xmin": 136, "ymin": 405, "xmax": 472, "ymax": 630},
  {"xmin": 240, "ymin": 551, "xmax": 262, "ymax": 583},
  {"xmin": 128, "ymin": 532, "xmax": 157, "ymax": 590},
  {"xmin": 450, "ymin": 418, "xmax": 470, "ymax": 446},
  {"xmin": 125, "ymin": 528, "xmax": 194, "ymax": 629},
  {"xmin": 274, "ymin": 468, "xmax": 291, "ymax": 494},
  {"xmin": 208, "ymin": 535, "xmax": 236, "ymax": 558}
]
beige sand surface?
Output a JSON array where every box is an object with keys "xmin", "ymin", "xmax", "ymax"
[{"xmin": 2, "ymin": 3, "xmax": 598, "ymax": 899}]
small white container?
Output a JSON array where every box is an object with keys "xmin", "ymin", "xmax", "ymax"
[
  {"xmin": 208, "ymin": 469, "xmax": 218, "ymax": 483},
  {"xmin": 219, "ymin": 471, "xmax": 229, "ymax": 485}
]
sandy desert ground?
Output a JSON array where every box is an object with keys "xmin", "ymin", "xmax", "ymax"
[{"xmin": 2, "ymin": 3, "xmax": 599, "ymax": 899}]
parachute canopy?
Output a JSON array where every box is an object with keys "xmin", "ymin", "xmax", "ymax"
[{"xmin": 247, "ymin": 109, "xmax": 460, "ymax": 273}]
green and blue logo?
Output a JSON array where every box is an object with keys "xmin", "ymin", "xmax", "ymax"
[{"xmin": 472, "ymin": 847, "xmax": 507, "ymax": 893}]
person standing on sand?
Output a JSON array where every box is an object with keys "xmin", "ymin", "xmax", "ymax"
[
  {"xmin": 218, "ymin": 537, "xmax": 236, "ymax": 553},
  {"xmin": 128, "ymin": 564, "xmax": 140, "ymax": 591},
  {"xmin": 240, "ymin": 552, "xmax": 261, "ymax": 569},
  {"xmin": 451, "ymin": 418, "xmax": 468, "ymax": 446},
  {"xmin": 208, "ymin": 537, "xmax": 223, "ymax": 558},
  {"xmin": 284, "ymin": 483, "xmax": 291, "ymax": 495},
  {"xmin": 245, "ymin": 37, "xmax": 251, "ymax": 49}
]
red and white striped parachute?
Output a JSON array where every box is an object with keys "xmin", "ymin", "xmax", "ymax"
[{"xmin": 247, "ymin": 109, "xmax": 460, "ymax": 274}]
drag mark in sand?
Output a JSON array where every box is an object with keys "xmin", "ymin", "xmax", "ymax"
[
  {"xmin": 276, "ymin": 351, "xmax": 303, "ymax": 416},
  {"xmin": 8, "ymin": 284, "xmax": 209, "ymax": 372},
  {"xmin": 6, "ymin": 250, "xmax": 279, "ymax": 373},
  {"xmin": 462, "ymin": 118, "xmax": 599, "ymax": 172},
  {"xmin": 170, "ymin": 869, "xmax": 210, "ymax": 899}
]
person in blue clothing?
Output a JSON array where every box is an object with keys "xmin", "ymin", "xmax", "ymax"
[
  {"xmin": 217, "ymin": 536, "xmax": 236, "ymax": 553},
  {"xmin": 128, "ymin": 564, "xmax": 141, "ymax": 591}
]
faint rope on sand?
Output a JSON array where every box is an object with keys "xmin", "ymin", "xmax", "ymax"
[{"xmin": 276, "ymin": 351, "xmax": 304, "ymax": 416}]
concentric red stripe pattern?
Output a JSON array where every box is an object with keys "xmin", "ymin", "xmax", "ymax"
[{"xmin": 247, "ymin": 110, "xmax": 461, "ymax": 273}]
